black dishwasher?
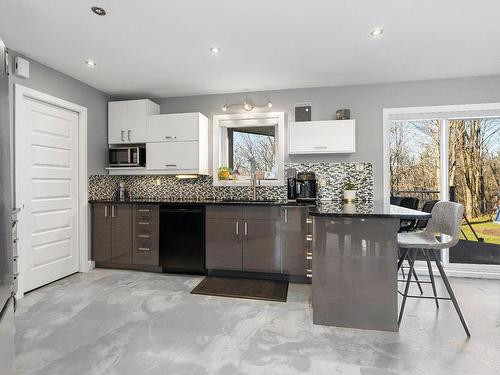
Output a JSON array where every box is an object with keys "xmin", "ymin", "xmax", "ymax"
[{"xmin": 159, "ymin": 205, "xmax": 206, "ymax": 275}]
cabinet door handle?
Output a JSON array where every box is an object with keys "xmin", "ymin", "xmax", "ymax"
[
  {"xmin": 111, "ymin": 205, "xmax": 116, "ymax": 218},
  {"xmin": 121, "ymin": 130, "xmax": 125, "ymax": 142},
  {"xmin": 313, "ymin": 146, "xmax": 327, "ymax": 150},
  {"xmin": 306, "ymin": 234, "xmax": 313, "ymax": 241},
  {"xmin": 138, "ymin": 221, "xmax": 150, "ymax": 225},
  {"xmin": 306, "ymin": 270, "xmax": 313, "ymax": 278},
  {"xmin": 284, "ymin": 209, "xmax": 288, "ymax": 223},
  {"xmin": 138, "ymin": 209, "xmax": 150, "ymax": 213},
  {"xmin": 138, "ymin": 234, "xmax": 150, "ymax": 238},
  {"xmin": 165, "ymin": 164, "xmax": 177, "ymax": 168},
  {"xmin": 165, "ymin": 135, "xmax": 177, "ymax": 139},
  {"xmin": 104, "ymin": 205, "xmax": 108, "ymax": 217},
  {"xmin": 235, "ymin": 221, "xmax": 239, "ymax": 236},
  {"xmin": 244, "ymin": 222, "xmax": 248, "ymax": 236},
  {"xmin": 127, "ymin": 129, "xmax": 131, "ymax": 141},
  {"xmin": 138, "ymin": 247, "xmax": 150, "ymax": 251}
]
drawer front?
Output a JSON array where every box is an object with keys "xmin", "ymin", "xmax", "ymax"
[
  {"xmin": 206, "ymin": 205, "xmax": 243, "ymax": 220},
  {"xmin": 146, "ymin": 141, "xmax": 199, "ymax": 171},
  {"xmin": 147, "ymin": 113, "xmax": 199, "ymax": 143},
  {"xmin": 133, "ymin": 205, "xmax": 159, "ymax": 265},
  {"xmin": 243, "ymin": 206, "xmax": 281, "ymax": 220}
]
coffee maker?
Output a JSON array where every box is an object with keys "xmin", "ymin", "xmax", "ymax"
[{"xmin": 296, "ymin": 171, "xmax": 317, "ymax": 202}]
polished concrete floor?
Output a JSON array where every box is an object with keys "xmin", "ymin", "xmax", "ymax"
[{"xmin": 15, "ymin": 269, "xmax": 500, "ymax": 375}]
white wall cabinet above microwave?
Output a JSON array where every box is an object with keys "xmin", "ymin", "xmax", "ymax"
[
  {"xmin": 288, "ymin": 120, "xmax": 356, "ymax": 154},
  {"xmin": 108, "ymin": 99, "xmax": 159, "ymax": 144},
  {"xmin": 147, "ymin": 112, "xmax": 206, "ymax": 143}
]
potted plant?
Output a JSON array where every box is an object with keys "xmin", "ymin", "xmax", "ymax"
[
  {"xmin": 343, "ymin": 181, "xmax": 357, "ymax": 202},
  {"xmin": 218, "ymin": 166, "xmax": 231, "ymax": 180}
]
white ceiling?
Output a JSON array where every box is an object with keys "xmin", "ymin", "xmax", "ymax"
[{"xmin": 1, "ymin": 0, "xmax": 499, "ymax": 98}]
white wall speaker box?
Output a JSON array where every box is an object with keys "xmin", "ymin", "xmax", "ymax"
[{"xmin": 14, "ymin": 57, "xmax": 29, "ymax": 78}]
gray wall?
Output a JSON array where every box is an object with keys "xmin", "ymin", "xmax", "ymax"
[
  {"xmin": 8, "ymin": 51, "xmax": 112, "ymax": 175},
  {"xmin": 159, "ymin": 75, "xmax": 500, "ymax": 201}
]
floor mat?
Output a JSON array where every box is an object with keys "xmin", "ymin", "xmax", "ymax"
[{"xmin": 191, "ymin": 276, "xmax": 288, "ymax": 302}]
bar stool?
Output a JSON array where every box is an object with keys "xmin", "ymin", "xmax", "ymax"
[{"xmin": 397, "ymin": 201, "xmax": 471, "ymax": 337}]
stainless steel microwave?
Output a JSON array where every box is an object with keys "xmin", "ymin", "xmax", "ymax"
[{"xmin": 109, "ymin": 146, "xmax": 146, "ymax": 167}]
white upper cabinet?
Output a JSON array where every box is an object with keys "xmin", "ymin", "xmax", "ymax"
[
  {"xmin": 146, "ymin": 113, "xmax": 209, "ymax": 175},
  {"xmin": 147, "ymin": 112, "xmax": 202, "ymax": 142},
  {"xmin": 108, "ymin": 99, "xmax": 159, "ymax": 144},
  {"xmin": 288, "ymin": 120, "xmax": 356, "ymax": 154}
]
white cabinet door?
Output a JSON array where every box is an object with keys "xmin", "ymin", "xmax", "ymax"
[
  {"xmin": 288, "ymin": 120, "xmax": 355, "ymax": 154},
  {"xmin": 125, "ymin": 100, "xmax": 147, "ymax": 143},
  {"xmin": 108, "ymin": 100, "xmax": 159, "ymax": 144},
  {"xmin": 147, "ymin": 113, "xmax": 199, "ymax": 142},
  {"xmin": 108, "ymin": 101, "xmax": 129, "ymax": 144},
  {"xmin": 147, "ymin": 142, "xmax": 199, "ymax": 171}
]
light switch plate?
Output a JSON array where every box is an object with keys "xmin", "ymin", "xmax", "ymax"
[{"xmin": 14, "ymin": 56, "xmax": 30, "ymax": 78}]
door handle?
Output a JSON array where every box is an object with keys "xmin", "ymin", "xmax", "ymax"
[
  {"xmin": 111, "ymin": 205, "xmax": 116, "ymax": 218},
  {"xmin": 104, "ymin": 205, "xmax": 108, "ymax": 217},
  {"xmin": 138, "ymin": 247, "xmax": 150, "ymax": 251},
  {"xmin": 284, "ymin": 209, "xmax": 288, "ymax": 223},
  {"xmin": 165, "ymin": 135, "xmax": 177, "ymax": 140},
  {"xmin": 121, "ymin": 130, "xmax": 125, "ymax": 142},
  {"xmin": 235, "ymin": 221, "xmax": 239, "ymax": 236},
  {"xmin": 244, "ymin": 222, "xmax": 248, "ymax": 236},
  {"xmin": 127, "ymin": 129, "xmax": 131, "ymax": 141},
  {"xmin": 165, "ymin": 164, "xmax": 177, "ymax": 168}
]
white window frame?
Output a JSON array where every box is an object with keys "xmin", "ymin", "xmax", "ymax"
[
  {"xmin": 383, "ymin": 103, "xmax": 500, "ymax": 279},
  {"xmin": 212, "ymin": 112, "xmax": 285, "ymax": 186}
]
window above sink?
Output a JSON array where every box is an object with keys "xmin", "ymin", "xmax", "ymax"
[{"xmin": 213, "ymin": 112, "xmax": 285, "ymax": 186}]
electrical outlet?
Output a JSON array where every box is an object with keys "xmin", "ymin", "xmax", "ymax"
[{"xmin": 354, "ymin": 163, "xmax": 365, "ymax": 172}]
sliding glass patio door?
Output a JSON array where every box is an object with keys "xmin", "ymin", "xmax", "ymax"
[
  {"xmin": 447, "ymin": 117, "xmax": 500, "ymax": 268},
  {"xmin": 387, "ymin": 106, "xmax": 500, "ymax": 274}
]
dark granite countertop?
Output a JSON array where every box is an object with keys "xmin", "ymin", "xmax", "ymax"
[
  {"xmin": 309, "ymin": 201, "xmax": 431, "ymax": 219},
  {"xmin": 89, "ymin": 198, "xmax": 315, "ymax": 207}
]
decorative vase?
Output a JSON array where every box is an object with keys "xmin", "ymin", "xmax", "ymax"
[{"xmin": 343, "ymin": 189, "xmax": 357, "ymax": 202}]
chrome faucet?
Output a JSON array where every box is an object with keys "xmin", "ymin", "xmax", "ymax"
[
  {"xmin": 249, "ymin": 157, "xmax": 257, "ymax": 200},
  {"xmin": 250, "ymin": 170, "xmax": 257, "ymax": 200}
]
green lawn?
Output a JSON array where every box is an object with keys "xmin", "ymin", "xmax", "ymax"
[{"xmin": 460, "ymin": 215, "xmax": 500, "ymax": 244}]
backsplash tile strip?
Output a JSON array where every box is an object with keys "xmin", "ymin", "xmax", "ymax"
[{"xmin": 89, "ymin": 163, "xmax": 373, "ymax": 201}]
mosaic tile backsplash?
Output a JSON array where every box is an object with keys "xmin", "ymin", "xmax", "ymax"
[{"xmin": 89, "ymin": 163, "xmax": 373, "ymax": 201}]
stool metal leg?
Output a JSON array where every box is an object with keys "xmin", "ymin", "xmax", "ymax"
[
  {"xmin": 424, "ymin": 250, "xmax": 439, "ymax": 308},
  {"xmin": 431, "ymin": 249, "xmax": 471, "ymax": 337},
  {"xmin": 398, "ymin": 249, "xmax": 416, "ymax": 326},
  {"xmin": 411, "ymin": 265, "xmax": 424, "ymax": 295},
  {"xmin": 398, "ymin": 248, "xmax": 423, "ymax": 294}
]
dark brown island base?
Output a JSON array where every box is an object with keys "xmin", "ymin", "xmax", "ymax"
[
  {"xmin": 309, "ymin": 201, "xmax": 431, "ymax": 332},
  {"xmin": 89, "ymin": 199, "xmax": 428, "ymax": 332}
]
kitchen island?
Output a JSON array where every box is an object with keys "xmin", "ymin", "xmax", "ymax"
[{"xmin": 309, "ymin": 201, "xmax": 430, "ymax": 332}]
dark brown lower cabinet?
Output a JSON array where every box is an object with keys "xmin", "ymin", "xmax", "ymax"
[
  {"xmin": 91, "ymin": 203, "xmax": 159, "ymax": 268},
  {"xmin": 110, "ymin": 204, "xmax": 132, "ymax": 264},
  {"xmin": 205, "ymin": 205, "xmax": 281, "ymax": 273},
  {"xmin": 205, "ymin": 218, "xmax": 242, "ymax": 270},
  {"xmin": 280, "ymin": 207, "xmax": 309, "ymax": 277},
  {"xmin": 91, "ymin": 204, "xmax": 112, "ymax": 262},
  {"xmin": 132, "ymin": 205, "xmax": 159, "ymax": 266},
  {"xmin": 242, "ymin": 219, "xmax": 281, "ymax": 273}
]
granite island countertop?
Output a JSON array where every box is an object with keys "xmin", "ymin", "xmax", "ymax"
[{"xmin": 310, "ymin": 200, "xmax": 431, "ymax": 219}]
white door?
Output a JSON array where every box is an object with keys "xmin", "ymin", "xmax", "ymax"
[{"xmin": 17, "ymin": 97, "xmax": 80, "ymax": 292}]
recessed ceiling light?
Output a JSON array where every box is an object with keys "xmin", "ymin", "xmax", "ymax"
[
  {"xmin": 210, "ymin": 47, "xmax": 220, "ymax": 54},
  {"xmin": 91, "ymin": 6, "xmax": 106, "ymax": 16},
  {"xmin": 369, "ymin": 27, "xmax": 384, "ymax": 37},
  {"xmin": 85, "ymin": 59, "xmax": 97, "ymax": 67}
]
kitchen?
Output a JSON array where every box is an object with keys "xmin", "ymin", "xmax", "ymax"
[{"xmin": 1, "ymin": 1, "xmax": 500, "ymax": 374}]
